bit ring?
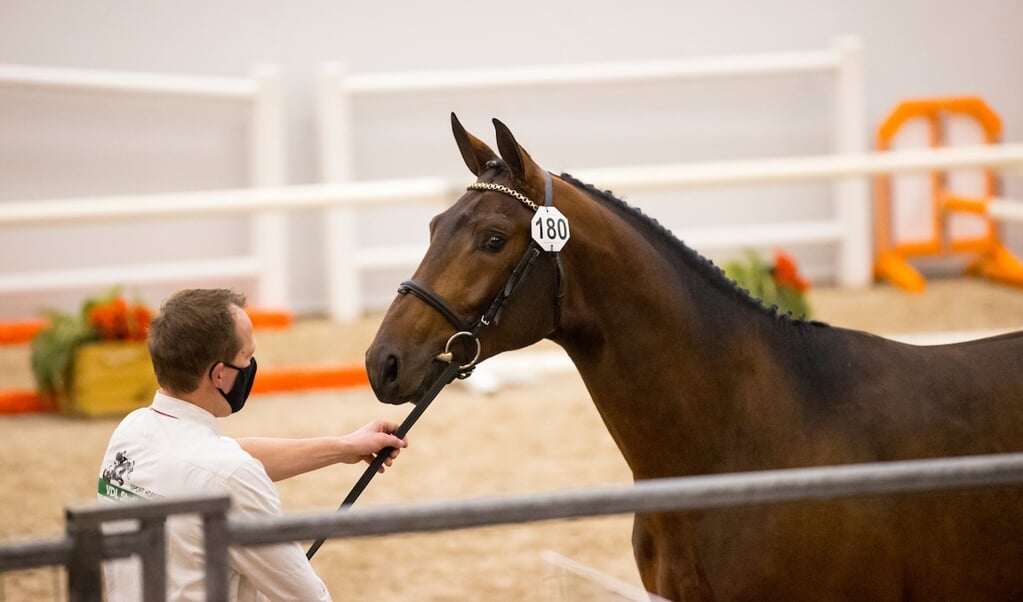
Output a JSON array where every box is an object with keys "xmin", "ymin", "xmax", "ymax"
[{"xmin": 435, "ymin": 330, "xmax": 482, "ymax": 370}]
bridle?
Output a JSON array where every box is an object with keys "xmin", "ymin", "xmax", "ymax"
[
  {"xmin": 397, "ymin": 170, "xmax": 564, "ymax": 379},
  {"xmin": 307, "ymin": 171, "xmax": 565, "ymax": 560}
]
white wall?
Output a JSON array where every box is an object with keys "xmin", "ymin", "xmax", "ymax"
[{"xmin": 1, "ymin": 1, "xmax": 1022, "ymax": 318}]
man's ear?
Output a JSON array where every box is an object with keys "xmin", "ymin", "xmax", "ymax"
[{"xmin": 451, "ymin": 112, "xmax": 498, "ymax": 176}]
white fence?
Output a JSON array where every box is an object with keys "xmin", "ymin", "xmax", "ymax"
[
  {"xmin": 1, "ymin": 38, "xmax": 867, "ymax": 321},
  {"xmin": 3, "ymin": 452, "xmax": 1023, "ymax": 600},
  {"xmin": 3, "ymin": 37, "xmax": 1023, "ymax": 321},
  {"xmin": 0, "ymin": 63, "xmax": 288, "ymax": 308},
  {"xmin": 315, "ymin": 35, "xmax": 868, "ymax": 320}
]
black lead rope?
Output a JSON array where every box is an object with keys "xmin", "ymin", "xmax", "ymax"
[{"xmin": 305, "ymin": 360, "xmax": 463, "ymax": 560}]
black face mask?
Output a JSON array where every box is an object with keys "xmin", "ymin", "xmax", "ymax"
[{"xmin": 210, "ymin": 358, "xmax": 257, "ymax": 413}]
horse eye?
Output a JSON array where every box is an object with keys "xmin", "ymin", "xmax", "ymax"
[{"xmin": 482, "ymin": 234, "xmax": 506, "ymax": 252}]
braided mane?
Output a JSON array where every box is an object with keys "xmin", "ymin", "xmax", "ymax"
[{"xmin": 558, "ymin": 172, "xmax": 821, "ymax": 326}]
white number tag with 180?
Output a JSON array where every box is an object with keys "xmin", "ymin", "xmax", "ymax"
[{"xmin": 531, "ymin": 206, "xmax": 570, "ymax": 252}]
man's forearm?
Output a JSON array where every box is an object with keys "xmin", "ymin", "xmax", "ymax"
[{"xmin": 236, "ymin": 437, "xmax": 346, "ymax": 481}]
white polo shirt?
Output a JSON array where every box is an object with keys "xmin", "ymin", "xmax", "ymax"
[{"xmin": 98, "ymin": 392, "xmax": 332, "ymax": 602}]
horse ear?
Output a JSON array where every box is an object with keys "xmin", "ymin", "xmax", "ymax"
[
  {"xmin": 493, "ymin": 118, "xmax": 544, "ymax": 185},
  {"xmin": 451, "ymin": 112, "xmax": 497, "ymax": 176}
]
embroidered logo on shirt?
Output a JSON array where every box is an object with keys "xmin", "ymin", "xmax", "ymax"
[
  {"xmin": 102, "ymin": 451, "xmax": 134, "ymax": 485},
  {"xmin": 99, "ymin": 450, "xmax": 139, "ymax": 501},
  {"xmin": 98, "ymin": 450, "xmax": 163, "ymax": 501}
]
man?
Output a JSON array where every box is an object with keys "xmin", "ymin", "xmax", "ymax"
[{"xmin": 98, "ymin": 289, "xmax": 407, "ymax": 601}]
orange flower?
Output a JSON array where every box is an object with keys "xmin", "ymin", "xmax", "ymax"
[
  {"xmin": 88, "ymin": 296, "xmax": 151, "ymax": 341},
  {"xmin": 773, "ymin": 250, "xmax": 810, "ymax": 292},
  {"xmin": 130, "ymin": 305, "xmax": 152, "ymax": 341},
  {"xmin": 88, "ymin": 304, "xmax": 115, "ymax": 338}
]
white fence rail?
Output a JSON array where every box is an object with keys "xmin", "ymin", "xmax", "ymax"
[
  {"xmin": 0, "ymin": 63, "xmax": 288, "ymax": 307},
  {"xmin": 3, "ymin": 452, "xmax": 1023, "ymax": 600},
  {"xmin": 316, "ymin": 36, "xmax": 868, "ymax": 320},
  {"xmin": 1, "ymin": 143, "xmax": 1023, "ymax": 319},
  {"xmin": 989, "ymin": 199, "xmax": 1023, "ymax": 223},
  {"xmin": 3, "ymin": 144, "xmax": 1023, "ymax": 320}
]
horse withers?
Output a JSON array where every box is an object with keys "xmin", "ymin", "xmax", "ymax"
[{"xmin": 365, "ymin": 114, "xmax": 1023, "ymax": 601}]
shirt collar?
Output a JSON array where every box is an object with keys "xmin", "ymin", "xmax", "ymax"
[{"xmin": 151, "ymin": 391, "xmax": 220, "ymax": 433}]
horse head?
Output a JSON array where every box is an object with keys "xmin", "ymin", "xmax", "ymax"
[{"xmin": 366, "ymin": 114, "xmax": 566, "ymax": 404}]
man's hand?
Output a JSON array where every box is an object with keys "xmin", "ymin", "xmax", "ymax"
[{"xmin": 341, "ymin": 420, "xmax": 409, "ymax": 472}]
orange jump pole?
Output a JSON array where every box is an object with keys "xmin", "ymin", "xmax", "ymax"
[{"xmin": 0, "ymin": 363, "xmax": 370, "ymax": 416}]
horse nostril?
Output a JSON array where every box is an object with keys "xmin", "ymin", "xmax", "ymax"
[{"xmin": 383, "ymin": 354, "xmax": 399, "ymax": 385}]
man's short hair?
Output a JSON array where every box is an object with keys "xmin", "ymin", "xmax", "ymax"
[{"xmin": 147, "ymin": 289, "xmax": 247, "ymax": 394}]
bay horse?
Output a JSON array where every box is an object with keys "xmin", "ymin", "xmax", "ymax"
[{"xmin": 365, "ymin": 114, "xmax": 1023, "ymax": 601}]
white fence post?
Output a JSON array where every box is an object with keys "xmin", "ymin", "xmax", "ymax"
[
  {"xmin": 318, "ymin": 63, "xmax": 361, "ymax": 322},
  {"xmin": 249, "ymin": 63, "xmax": 289, "ymax": 308},
  {"xmin": 832, "ymin": 35, "xmax": 872, "ymax": 287}
]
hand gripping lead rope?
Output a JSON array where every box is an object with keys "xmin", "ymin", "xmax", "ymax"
[{"xmin": 305, "ymin": 360, "xmax": 463, "ymax": 559}]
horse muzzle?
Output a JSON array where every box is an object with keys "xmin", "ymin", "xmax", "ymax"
[{"xmin": 365, "ymin": 343, "xmax": 411, "ymax": 405}]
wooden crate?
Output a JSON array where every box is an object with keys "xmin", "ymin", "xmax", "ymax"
[{"xmin": 62, "ymin": 341, "xmax": 157, "ymax": 417}]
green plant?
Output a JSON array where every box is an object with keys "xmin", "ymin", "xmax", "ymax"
[{"xmin": 724, "ymin": 249, "xmax": 812, "ymax": 319}]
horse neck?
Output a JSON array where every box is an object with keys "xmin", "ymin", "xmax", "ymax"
[{"xmin": 551, "ymin": 197, "xmax": 785, "ymax": 479}]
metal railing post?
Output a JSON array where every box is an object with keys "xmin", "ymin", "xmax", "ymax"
[
  {"xmin": 137, "ymin": 518, "xmax": 167, "ymax": 602},
  {"xmin": 202, "ymin": 506, "xmax": 231, "ymax": 601},
  {"xmin": 65, "ymin": 511, "xmax": 103, "ymax": 602}
]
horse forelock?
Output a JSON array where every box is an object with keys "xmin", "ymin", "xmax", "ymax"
[{"xmin": 558, "ymin": 173, "xmax": 825, "ymax": 329}]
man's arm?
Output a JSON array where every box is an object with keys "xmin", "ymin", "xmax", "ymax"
[{"xmin": 236, "ymin": 419, "xmax": 407, "ymax": 482}]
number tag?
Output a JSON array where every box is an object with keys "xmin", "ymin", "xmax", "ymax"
[{"xmin": 531, "ymin": 206, "xmax": 570, "ymax": 252}]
